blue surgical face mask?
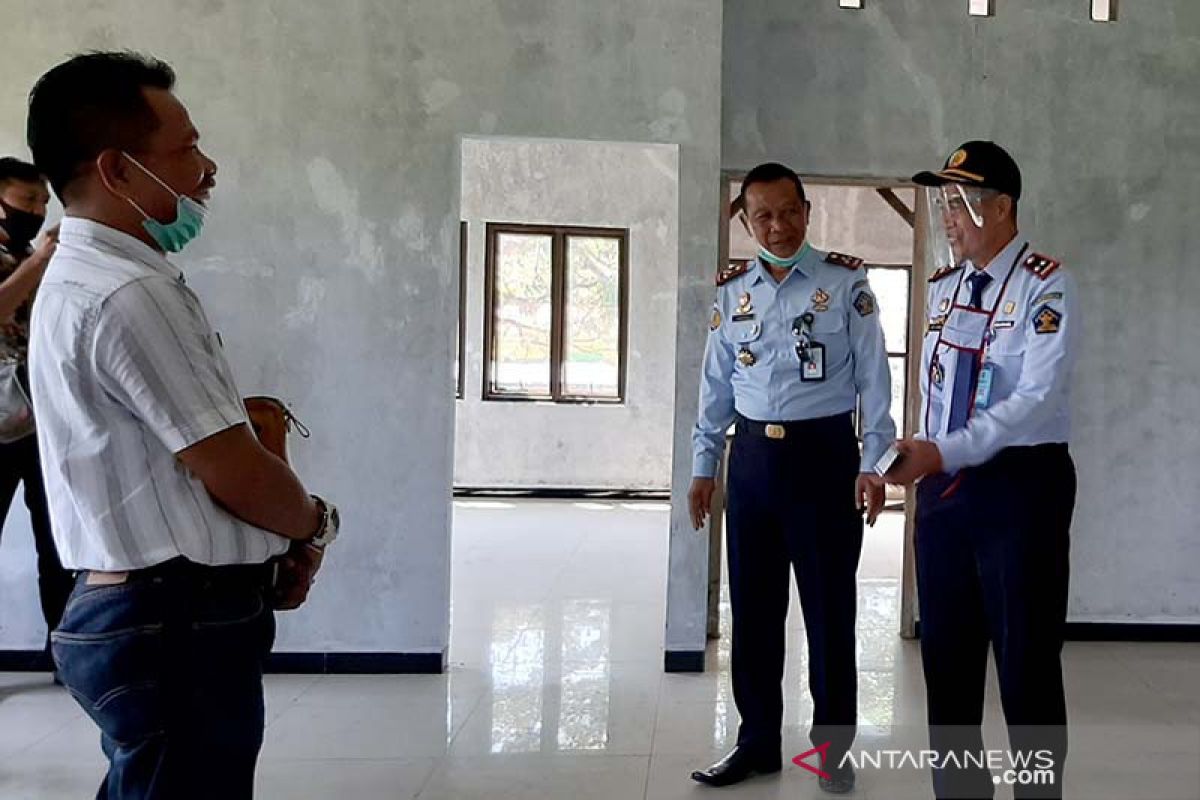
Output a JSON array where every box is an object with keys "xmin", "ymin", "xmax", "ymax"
[
  {"xmin": 758, "ymin": 241, "xmax": 809, "ymax": 269},
  {"xmin": 120, "ymin": 153, "xmax": 208, "ymax": 253}
]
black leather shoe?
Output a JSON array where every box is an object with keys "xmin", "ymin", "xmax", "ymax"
[
  {"xmin": 691, "ymin": 747, "xmax": 782, "ymax": 787},
  {"xmin": 819, "ymin": 762, "xmax": 856, "ymax": 794}
]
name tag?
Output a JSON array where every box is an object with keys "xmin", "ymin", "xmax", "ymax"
[
  {"xmin": 801, "ymin": 344, "xmax": 826, "ymax": 382},
  {"xmin": 974, "ymin": 362, "xmax": 996, "ymax": 410}
]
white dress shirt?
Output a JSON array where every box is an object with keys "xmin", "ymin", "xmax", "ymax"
[{"xmin": 28, "ymin": 217, "xmax": 289, "ymax": 571}]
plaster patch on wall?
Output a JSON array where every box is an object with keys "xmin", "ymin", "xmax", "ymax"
[
  {"xmin": 644, "ymin": 147, "xmax": 680, "ymax": 183},
  {"xmin": 306, "ymin": 157, "xmax": 383, "ymax": 282},
  {"xmin": 650, "ymin": 88, "xmax": 693, "ymax": 142},
  {"xmin": 284, "ymin": 276, "xmax": 327, "ymax": 329},
  {"xmin": 1129, "ymin": 202, "xmax": 1151, "ymax": 222},
  {"xmin": 190, "ymin": 256, "xmax": 276, "ymax": 278},
  {"xmin": 392, "ymin": 205, "xmax": 430, "ymax": 252},
  {"xmin": 656, "ymin": 219, "xmax": 670, "ymax": 243},
  {"xmin": 423, "ymin": 79, "xmax": 463, "ymax": 117},
  {"xmin": 865, "ymin": 11, "xmax": 946, "ymax": 146},
  {"xmin": 730, "ymin": 113, "xmax": 768, "ymax": 155}
]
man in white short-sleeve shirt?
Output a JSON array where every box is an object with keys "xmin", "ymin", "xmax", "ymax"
[{"xmin": 26, "ymin": 51, "xmax": 339, "ymax": 798}]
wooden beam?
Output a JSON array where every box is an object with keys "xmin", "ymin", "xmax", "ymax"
[{"xmin": 876, "ymin": 187, "xmax": 915, "ymax": 229}]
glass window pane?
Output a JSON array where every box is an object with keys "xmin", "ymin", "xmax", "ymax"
[
  {"xmin": 493, "ymin": 233, "xmax": 553, "ymax": 395},
  {"xmin": 866, "ymin": 268, "xmax": 910, "ymax": 353},
  {"xmin": 563, "ymin": 236, "xmax": 621, "ymax": 398},
  {"xmin": 888, "ymin": 356, "xmax": 907, "ymax": 434}
]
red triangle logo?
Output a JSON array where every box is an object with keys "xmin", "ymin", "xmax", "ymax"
[{"xmin": 792, "ymin": 742, "xmax": 832, "ymax": 780}]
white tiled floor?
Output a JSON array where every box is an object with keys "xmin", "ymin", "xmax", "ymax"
[{"xmin": 1, "ymin": 500, "xmax": 1198, "ymax": 798}]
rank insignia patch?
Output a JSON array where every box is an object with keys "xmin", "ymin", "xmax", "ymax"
[{"xmin": 826, "ymin": 251, "xmax": 864, "ymax": 270}]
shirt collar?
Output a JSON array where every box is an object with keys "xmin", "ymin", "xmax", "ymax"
[
  {"xmin": 58, "ymin": 216, "xmax": 184, "ymax": 283},
  {"xmin": 967, "ymin": 234, "xmax": 1025, "ymax": 282}
]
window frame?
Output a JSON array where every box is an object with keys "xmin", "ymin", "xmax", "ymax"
[
  {"xmin": 857, "ymin": 262, "xmax": 913, "ymax": 435},
  {"xmin": 456, "ymin": 221, "xmax": 467, "ymax": 400},
  {"xmin": 483, "ymin": 222, "xmax": 629, "ymax": 404}
]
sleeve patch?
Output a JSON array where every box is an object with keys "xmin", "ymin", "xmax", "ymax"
[
  {"xmin": 1033, "ymin": 291, "xmax": 1063, "ymax": 306},
  {"xmin": 1032, "ymin": 304, "xmax": 1062, "ymax": 335},
  {"xmin": 853, "ymin": 291, "xmax": 876, "ymax": 317}
]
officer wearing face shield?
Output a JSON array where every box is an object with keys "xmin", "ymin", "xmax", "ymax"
[
  {"xmin": 688, "ymin": 163, "xmax": 895, "ymax": 794},
  {"xmin": 0, "ymin": 157, "xmax": 73, "ymax": 675},
  {"xmin": 884, "ymin": 141, "xmax": 1078, "ymax": 800}
]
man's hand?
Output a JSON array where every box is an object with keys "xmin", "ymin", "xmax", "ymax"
[
  {"xmin": 856, "ymin": 472, "xmax": 886, "ymax": 527},
  {"xmin": 271, "ymin": 541, "xmax": 325, "ymax": 611},
  {"xmin": 884, "ymin": 439, "xmax": 944, "ymax": 486},
  {"xmin": 688, "ymin": 477, "xmax": 717, "ymax": 531},
  {"xmin": 31, "ymin": 224, "xmax": 59, "ymax": 264}
]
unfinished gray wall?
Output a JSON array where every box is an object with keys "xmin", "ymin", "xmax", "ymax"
[
  {"xmin": 0, "ymin": 0, "xmax": 723, "ymax": 655},
  {"xmin": 455, "ymin": 137, "xmax": 678, "ymax": 491},
  {"xmin": 724, "ymin": 0, "xmax": 1200, "ymax": 624}
]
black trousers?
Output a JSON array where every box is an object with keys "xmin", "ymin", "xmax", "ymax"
[
  {"xmin": 725, "ymin": 412, "xmax": 863, "ymax": 764},
  {"xmin": 916, "ymin": 444, "xmax": 1075, "ymax": 800},
  {"xmin": 0, "ymin": 432, "xmax": 72, "ymax": 647}
]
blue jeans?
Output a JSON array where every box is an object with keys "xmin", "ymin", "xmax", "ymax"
[{"xmin": 51, "ymin": 560, "xmax": 276, "ymax": 800}]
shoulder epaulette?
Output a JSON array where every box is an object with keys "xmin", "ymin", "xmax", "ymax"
[
  {"xmin": 1024, "ymin": 252, "xmax": 1061, "ymax": 280},
  {"xmin": 716, "ymin": 262, "xmax": 750, "ymax": 286},
  {"xmin": 825, "ymin": 251, "xmax": 864, "ymax": 270},
  {"xmin": 928, "ymin": 264, "xmax": 962, "ymax": 283}
]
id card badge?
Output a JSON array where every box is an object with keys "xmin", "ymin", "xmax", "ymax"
[
  {"xmin": 974, "ymin": 361, "xmax": 996, "ymax": 410},
  {"xmin": 801, "ymin": 343, "xmax": 826, "ymax": 382}
]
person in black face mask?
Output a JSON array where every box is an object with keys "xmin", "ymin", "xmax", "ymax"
[{"xmin": 0, "ymin": 156, "xmax": 71, "ymax": 679}]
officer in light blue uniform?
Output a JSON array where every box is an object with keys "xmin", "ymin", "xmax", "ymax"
[
  {"xmin": 887, "ymin": 141, "xmax": 1078, "ymax": 800},
  {"xmin": 688, "ymin": 163, "xmax": 895, "ymax": 794}
]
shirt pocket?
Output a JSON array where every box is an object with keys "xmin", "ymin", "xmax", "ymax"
[
  {"xmin": 987, "ymin": 326, "xmax": 1027, "ymax": 359},
  {"xmin": 809, "ymin": 312, "xmax": 849, "ymax": 367}
]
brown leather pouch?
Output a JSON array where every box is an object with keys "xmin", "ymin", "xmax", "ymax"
[{"xmin": 243, "ymin": 396, "xmax": 309, "ymax": 464}]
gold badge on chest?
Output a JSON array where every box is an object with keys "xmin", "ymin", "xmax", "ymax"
[
  {"xmin": 811, "ymin": 288, "xmax": 831, "ymax": 312},
  {"xmin": 737, "ymin": 347, "xmax": 757, "ymax": 367}
]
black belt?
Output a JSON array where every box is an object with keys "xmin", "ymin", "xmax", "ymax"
[{"xmin": 734, "ymin": 412, "xmax": 853, "ymax": 441}]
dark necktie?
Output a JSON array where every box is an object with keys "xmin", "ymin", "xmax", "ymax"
[{"xmin": 947, "ymin": 271, "xmax": 992, "ymax": 432}]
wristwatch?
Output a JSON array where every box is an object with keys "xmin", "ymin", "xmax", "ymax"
[{"xmin": 308, "ymin": 494, "xmax": 340, "ymax": 548}]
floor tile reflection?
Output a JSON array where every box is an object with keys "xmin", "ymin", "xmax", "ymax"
[{"xmin": 2, "ymin": 503, "xmax": 1196, "ymax": 798}]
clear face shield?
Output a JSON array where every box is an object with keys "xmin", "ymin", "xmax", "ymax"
[{"xmin": 922, "ymin": 183, "xmax": 995, "ymax": 271}]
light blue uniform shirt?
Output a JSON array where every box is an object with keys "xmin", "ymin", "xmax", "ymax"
[
  {"xmin": 918, "ymin": 235, "xmax": 1078, "ymax": 473},
  {"xmin": 692, "ymin": 246, "xmax": 896, "ymax": 478}
]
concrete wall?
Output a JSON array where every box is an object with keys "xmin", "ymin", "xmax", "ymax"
[
  {"xmin": 723, "ymin": 0, "xmax": 1200, "ymax": 624},
  {"xmin": 0, "ymin": 0, "xmax": 723, "ymax": 654},
  {"xmin": 455, "ymin": 137, "xmax": 678, "ymax": 491}
]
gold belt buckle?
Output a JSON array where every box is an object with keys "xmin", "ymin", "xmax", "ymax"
[{"xmin": 765, "ymin": 424, "xmax": 786, "ymax": 440}]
